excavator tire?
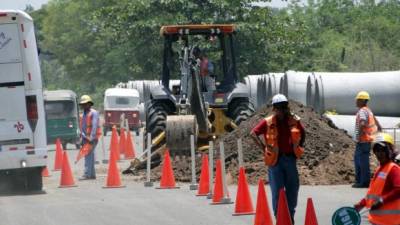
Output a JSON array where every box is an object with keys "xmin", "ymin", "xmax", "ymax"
[
  {"xmin": 145, "ymin": 100, "xmax": 172, "ymax": 151},
  {"xmin": 228, "ymin": 98, "xmax": 255, "ymax": 125}
]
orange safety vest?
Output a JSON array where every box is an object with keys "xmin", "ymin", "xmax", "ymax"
[
  {"xmin": 356, "ymin": 106, "xmax": 377, "ymax": 143},
  {"xmin": 79, "ymin": 109, "xmax": 101, "ymax": 140},
  {"xmin": 366, "ymin": 162, "xmax": 400, "ymax": 225},
  {"xmin": 263, "ymin": 114, "xmax": 304, "ymax": 166}
]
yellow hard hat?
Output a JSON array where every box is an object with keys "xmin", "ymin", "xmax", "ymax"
[
  {"xmin": 79, "ymin": 95, "xmax": 93, "ymax": 105},
  {"xmin": 374, "ymin": 132, "xmax": 394, "ymax": 146},
  {"xmin": 355, "ymin": 91, "xmax": 370, "ymax": 100}
]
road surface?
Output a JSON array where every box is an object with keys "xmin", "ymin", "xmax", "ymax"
[{"xmin": 0, "ymin": 132, "xmax": 371, "ymax": 225}]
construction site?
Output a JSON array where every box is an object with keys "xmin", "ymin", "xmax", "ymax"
[{"xmin": 1, "ymin": 3, "xmax": 400, "ymax": 225}]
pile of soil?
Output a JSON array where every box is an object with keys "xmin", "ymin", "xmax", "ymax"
[
  {"xmin": 130, "ymin": 101, "xmax": 369, "ymax": 185},
  {"xmin": 218, "ymin": 100, "xmax": 358, "ymax": 185}
]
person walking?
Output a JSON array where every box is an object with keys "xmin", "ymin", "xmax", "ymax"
[
  {"xmin": 353, "ymin": 91, "xmax": 381, "ymax": 188},
  {"xmin": 354, "ymin": 133, "xmax": 400, "ymax": 225},
  {"xmin": 250, "ymin": 94, "xmax": 306, "ymax": 224},
  {"xmin": 79, "ymin": 95, "xmax": 101, "ymax": 180}
]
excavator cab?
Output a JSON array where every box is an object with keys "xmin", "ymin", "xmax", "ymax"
[
  {"xmin": 145, "ymin": 24, "xmax": 254, "ymax": 155},
  {"xmin": 160, "ymin": 25, "xmax": 238, "ymax": 96}
]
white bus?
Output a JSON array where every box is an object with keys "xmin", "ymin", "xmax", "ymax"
[{"xmin": 0, "ymin": 10, "xmax": 47, "ymax": 191}]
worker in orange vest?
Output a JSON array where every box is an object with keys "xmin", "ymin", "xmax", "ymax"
[
  {"xmin": 79, "ymin": 95, "xmax": 101, "ymax": 180},
  {"xmin": 353, "ymin": 91, "xmax": 382, "ymax": 188},
  {"xmin": 250, "ymin": 94, "xmax": 306, "ymax": 224},
  {"xmin": 354, "ymin": 133, "xmax": 400, "ymax": 225}
]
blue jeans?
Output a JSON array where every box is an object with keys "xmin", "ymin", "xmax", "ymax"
[
  {"xmin": 268, "ymin": 155, "xmax": 299, "ymax": 222},
  {"xmin": 354, "ymin": 142, "xmax": 371, "ymax": 186},
  {"xmin": 84, "ymin": 140, "xmax": 98, "ymax": 178}
]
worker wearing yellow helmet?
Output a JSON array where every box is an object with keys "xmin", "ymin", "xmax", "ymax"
[
  {"xmin": 354, "ymin": 133, "xmax": 400, "ymax": 225},
  {"xmin": 353, "ymin": 91, "xmax": 382, "ymax": 188},
  {"xmin": 79, "ymin": 95, "xmax": 101, "ymax": 180}
]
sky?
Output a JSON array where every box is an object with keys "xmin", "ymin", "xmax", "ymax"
[
  {"xmin": 1, "ymin": 0, "xmax": 305, "ymax": 10},
  {"xmin": 1, "ymin": 0, "xmax": 49, "ymax": 10}
]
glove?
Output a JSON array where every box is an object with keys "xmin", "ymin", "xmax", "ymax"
[
  {"xmin": 371, "ymin": 198, "xmax": 383, "ymax": 210},
  {"xmin": 354, "ymin": 203, "xmax": 364, "ymax": 212}
]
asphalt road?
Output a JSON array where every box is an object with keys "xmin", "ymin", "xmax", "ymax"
[{"xmin": 0, "ymin": 132, "xmax": 372, "ymax": 225}]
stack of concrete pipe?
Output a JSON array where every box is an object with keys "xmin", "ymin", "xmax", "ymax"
[
  {"xmin": 307, "ymin": 71, "xmax": 400, "ymax": 116},
  {"xmin": 243, "ymin": 73, "xmax": 284, "ymax": 110}
]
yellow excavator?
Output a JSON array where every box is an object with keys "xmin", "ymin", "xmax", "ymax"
[{"xmin": 124, "ymin": 24, "xmax": 254, "ymax": 171}]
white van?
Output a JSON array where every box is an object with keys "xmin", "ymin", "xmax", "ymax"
[{"xmin": 0, "ymin": 10, "xmax": 47, "ymax": 191}]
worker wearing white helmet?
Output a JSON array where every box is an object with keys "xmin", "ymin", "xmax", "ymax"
[
  {"xmin": 250, "ymin": 94, "xmax": 306, "ymax": 224},
  {"xmin": 79, "ymin": 95, "xmax": 101, "ymax": 180},
  {"xmin": 353, "ymin": 91, "xmax": 382, "ymax": 188}
]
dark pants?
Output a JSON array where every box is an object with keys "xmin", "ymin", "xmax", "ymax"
[
  {"xmin": 268, "ymin": 155, "xmax": 299, "ymax": 222},
  {"xmin": 354, "ymin": 142, "xmax": 371, "ymax": 186}
]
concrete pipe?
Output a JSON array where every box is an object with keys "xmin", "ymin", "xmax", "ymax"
[
  {"xmin": 314, "ymin": 71, "xmax": 400, "ymax": 116},
  {"xmin": 326, "ymin": 114, "xmax": 400, "ymax": 139},
  {"xmin": 244, "ymin": 75, "xmax": 262, "ymax": 109},
  {"xmin": 306, "ymin": 72, "xmax": 317, "ymax": 108},
  {"xmin": 269, "ymin": 73, "xmax": 284, "ymax": 96},
  {"xmin": 257, "ymin": 75, "xmax": 267, "ymax": 108},
  {"xmin": 281, "ymin": 70, "xmax": 312, "ymax": 105},
  {"xmin": 262, "ymin": 74, "xmax": 273, "ymax": 104}
]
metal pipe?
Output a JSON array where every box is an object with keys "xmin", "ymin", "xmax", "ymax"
[
  {"xmin": 207, "ymin": 141, "xmax": 214, "ymax": 199},
  {"xmin": 189, "ymin": 135, "xmax": 198, "ymax": 190}
]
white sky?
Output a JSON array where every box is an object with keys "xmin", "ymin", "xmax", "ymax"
[
  {"xmin": 1, "ymin": 0, "xmax": 303, "ymax": 11},
  {"xmin": 1, "ymin": 0, "xmax": 49, "ymax": 10}
]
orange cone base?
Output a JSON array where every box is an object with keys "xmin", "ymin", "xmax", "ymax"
[
  {"xmin": 58, "ymin": 184, "xmax": 77, "ymax": 188},
  {"xmin": 102, "ymin": 185, "xmax": 126, "ymax": 189},
  {"xmin": 232, "ymin": 211, "xmax": 255, "ymax": 216},
  {"xmin": 156, "ymin": 186, "xmax": 180, "ymax": 189},
  {"xmin": 210, "ymin": 198, "xmax": 234, "ymax": 205},
  {"xmin": 196, "ymin": 193, "xmax": 209, "ymax": 196}
]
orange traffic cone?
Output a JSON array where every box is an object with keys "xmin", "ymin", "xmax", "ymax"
[
  {"xmin": 53, "ymin": 138, "xmax": 63, "ymax": 171},
  {"xmin": 109, "ymin": 126, "xmax": 120, "ymax": 161},
  {"xmin": 158, "ymin": 149, "xmax": 179, "ymax": 189},
  {"xmin": 42, "ymin": 166, "xmax": 50, "ymax": 177},
  {"xmin": 196, "ymin": 154, "xmax": 209, "ymax": 196},
  {"xmin": 276, "ymin": 189, "xmax": 293, "ymax": 225},
  {"xmin": 59, "ymin": 151, "xmax": 77, "ymax": 188},
  {"xmin": 210, "ymin": 159, "xmax": 232, "ymax": 204},
  {"xmin": 103, "ymin": 142, "xmax": 125, "ymax": 188},
  {"xmin": 304, "ymin": 198, "xmax": 319, "ymax": 225},
  {"xmin": 254, "ymin": 179, "xmax": 273, "ymax": 225},
  {"xmin": 124, "ymin": 130, "xmax": 136, "ymax": 159},
  {"xmin": 233, "ymin": 166, "xmax": 254, "ymax": 215},
  {"xmin": 119, "ymin": 127, "xmax": 126, "ymax": 156}
]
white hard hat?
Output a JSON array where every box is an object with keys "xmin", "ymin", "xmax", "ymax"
[{"xmin": 272, "ymin": 94, "xmax": 288, "ymax": 105}]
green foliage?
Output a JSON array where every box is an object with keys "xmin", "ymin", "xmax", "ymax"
[{"xmin": 29, "ymin": 0, "xmax": 400, "ymax": 106}]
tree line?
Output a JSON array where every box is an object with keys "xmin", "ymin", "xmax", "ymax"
[{"xmin": 28, "ymin": 0, "xmax": 400, "ymax": 107}]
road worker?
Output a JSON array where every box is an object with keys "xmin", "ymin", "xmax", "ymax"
[
  {"xmin": 250, "ymin": 94, "xmax": 306, "ymax": 224},
  {"xmin": 354, "ymin": 133, "xmax": 400, "ymax": 225},
  {"xmin": 353, "ymin": 91, "xmax": 382, "ymax": 188},
  {"xmin": 79, "ymin": 95, "xmax": 101, "ymax": 180}
]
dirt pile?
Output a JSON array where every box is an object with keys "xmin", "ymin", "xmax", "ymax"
[
  {"xmin": 130, "ymin": 101, "xmax": 363, "ymax": 185},
  {"xmin": 219, "ymin": 100, "xmax": 358, "ymax": 185}
]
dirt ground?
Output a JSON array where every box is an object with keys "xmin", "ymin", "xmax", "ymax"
[{"xmin": 128, "ymin": 101, "xmax": 378, "ymax": 185}]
